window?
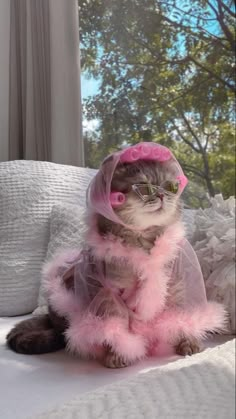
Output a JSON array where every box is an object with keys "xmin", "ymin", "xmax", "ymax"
[{"xmin": 79, "ymin": 0, "xmax": 235, "ymax": 208}]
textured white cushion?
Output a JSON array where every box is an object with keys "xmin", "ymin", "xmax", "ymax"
[
  {"xmin": 36, "ymin": 202, "xmax": 86, "ymax": 309},
  {"xmin": 33, "ymin": 339, "xmax": 235, "ymax": 419},
  {"xmin": 0, "ymin": 160, "xmax": 95, "ymax": 316}
]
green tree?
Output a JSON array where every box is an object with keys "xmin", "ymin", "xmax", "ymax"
[{"xmin": 79, "ymin": 0, "xmax": 235, "ymax": 205}]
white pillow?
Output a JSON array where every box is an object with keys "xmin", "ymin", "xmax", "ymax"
[
  {"xmin": 0, "ymin": 160, "xmax": 95, "ymax": 316},
  {"xmin": 36, "ymin": 203, "xmax": 86, "ymax": 310}
]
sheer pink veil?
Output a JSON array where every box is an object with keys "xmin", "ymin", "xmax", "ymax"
[
  {"xmin": 86, "ymin": 142, "xmax": 188, "ymax": 226},
  {"xmin": 73, "ymin": 143, "xmax": 209, "ymax": 319}
]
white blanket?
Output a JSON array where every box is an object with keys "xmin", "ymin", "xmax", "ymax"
[{"xmin": 33, "ymin": 339, "xmax": 235, "ymax": 419}]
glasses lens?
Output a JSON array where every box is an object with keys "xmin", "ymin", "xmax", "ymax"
[
  {"xmin": 162, "ymin": 181, "xmax": 179, "ymax": 194},
  {"xmin": 138, "ymin": 185, "xmax": 156, "ymax": 196},
  {"xmin": 133, "ymin": 184, "xmax": 157, "ymax": 200}
]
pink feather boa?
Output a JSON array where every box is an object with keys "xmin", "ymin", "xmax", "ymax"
[{"xmin": 42, "ymin": 220, "xmax": 227, "ymax": 362}]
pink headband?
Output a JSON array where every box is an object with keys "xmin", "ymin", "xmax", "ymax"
[
  {"xmin": 119, "ymin": 142, "xmax": 171, "ymax": 163},
  {"xmin": 87, "ymin": 142, "xmax": 188, "ymax": 226}
]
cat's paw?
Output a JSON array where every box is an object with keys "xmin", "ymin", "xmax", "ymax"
[
  {"xmin": 175, "ymin": 337, "xmax": 201, "ymax": 356},
  {"xmin": 103, "ymin": 351, "xmax": 129, "ymax": 369}
]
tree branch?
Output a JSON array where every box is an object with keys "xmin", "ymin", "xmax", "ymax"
[
  {"xmin": 170, "ymin": 121, "xmax": 201, "ymax": 153},
  {"xmin": 179, "ymin": 112, "xmax": 204, "ymax": 151},
  {"xmin": 180, "ymin": 164, "xmax": 206, "ymax": 178},
  {"xmin": 197, "ymin": 27, "xmax": 231, "ymax": 51},
  {"xmin": 144, "ymin": 77, "xmax": 212, "ymax": 115},
  {"xmin": 207, "ymin": 0, "xmax": 235, "ymax": 52},
  {"xmin": 158, "ymin": 1, "xmax": 216, "ymax": 21},
  {"xmin": 189, "ymin": 55, "xmax": 235, "ymax": 91},
  {"xmin": 218, "ymin": 0, "xmax": 236, "ymax": 18},
  {"xmin": 203, "ymin": 129, "xmax": 218, "ymax": 150},
  {"xmin": 217, "ymin": 0, "xmax": 236, "ymax": 52},
  {"xmin": 119, "ymin": 21, "xmax": 234, "ymax": 92},
  {"xmin": 206, "ymin": 0, "xmax": 219, "ymax": 15}
]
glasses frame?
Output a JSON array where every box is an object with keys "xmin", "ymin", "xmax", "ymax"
[{"xmin": 131, "ymin": 181, "xmax": 179, "ymax": 202}]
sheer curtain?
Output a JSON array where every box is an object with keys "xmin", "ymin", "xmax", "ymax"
[{"xmin": 0, "ymin": 0, "xmax": 84, "ymax": 166}]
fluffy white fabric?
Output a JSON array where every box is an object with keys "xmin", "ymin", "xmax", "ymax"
[
  {"xmin": 191, "ymin": 195, "xmax": 235, "ymax": 333},
  {"xmin": 0, "ymin": 161, "xmax": 95, "ymax": 316},
  {"xmin": 32, "ymin": 339, "xmax": 235, "ymax": 419}
]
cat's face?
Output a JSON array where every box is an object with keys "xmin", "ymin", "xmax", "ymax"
[{"xmin": 111, "ymin": 159, "xmax": 181, "ymax": 229}]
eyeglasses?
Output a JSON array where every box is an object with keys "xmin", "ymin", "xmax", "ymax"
[{"xmin": 132, "ymin": 181, "xmax": 179, "ymax": 202}]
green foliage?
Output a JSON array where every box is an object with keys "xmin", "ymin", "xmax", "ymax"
[{"xmin": 79, "ymin": 0, "xmax": 235, "ymax": 207}]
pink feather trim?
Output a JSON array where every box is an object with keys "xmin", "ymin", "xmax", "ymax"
[
  {"xmin": 66, "ymin": 315, "xmax": 147, "ymax": 361},
  {"xmin": 42, "ymin": 221, "xmax": 227, "ymax": 362}
]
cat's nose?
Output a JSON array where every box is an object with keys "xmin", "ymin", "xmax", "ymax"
[
  {"xmin": 148, "ymin": 194, "xmax": 163, "ymax": 203},
  {"xmin": 156, "ymin": 187, "xmax": 165, "ymax": 201},
  {"xmin": 157, "ymin": 193, "xmax": 164, "ymax": 201}
]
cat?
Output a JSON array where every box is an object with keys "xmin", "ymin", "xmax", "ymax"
[{"xmin": 6, "ymin": 158, "xmax": 200, "ymax": 367}]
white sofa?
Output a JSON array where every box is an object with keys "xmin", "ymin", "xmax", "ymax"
[{"xmin": 0, "ymin": 161, "xmax": 235, "ymax": 419}]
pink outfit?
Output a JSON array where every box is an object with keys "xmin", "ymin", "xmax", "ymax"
[{"xmin": 43, "ymin": 142, "xmax": 227, "ymax": 362}]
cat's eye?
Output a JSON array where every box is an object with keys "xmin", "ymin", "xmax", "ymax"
[{"xmin": 161, "ymin": 181, "xmax": 179, "ymax": 195}]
